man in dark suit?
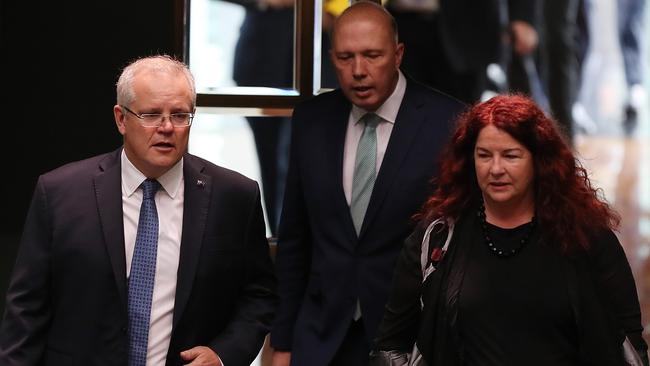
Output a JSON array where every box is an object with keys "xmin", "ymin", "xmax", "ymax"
[
  {"xmin": 0, "ymin": 55, "xmax": 277, "ymax": 366},
  {"xmin": 269, "ymin": 2, "xmax": 464, "ymax": 365}
]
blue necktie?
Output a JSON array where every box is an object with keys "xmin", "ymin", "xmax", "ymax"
[
  {"xmin": 128, "ymin": 179, "xmax": 161, "ymax": 366},
  {"xmin": 350, "ymin": 113, "xmax": 381, "ymax": 234}
]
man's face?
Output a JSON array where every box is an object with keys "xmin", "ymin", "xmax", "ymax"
[
  {"xmin": 330, "ymin": 16, "xmax": 404, "ymax": 111},
  {"xmin": 114, "ymin": 71, "xmax": 193, "ymax": 178}
]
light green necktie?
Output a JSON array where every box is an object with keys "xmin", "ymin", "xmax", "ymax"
[{"xmin": 350, "ymin": 113, "xmax": 381, "ymax": 235}]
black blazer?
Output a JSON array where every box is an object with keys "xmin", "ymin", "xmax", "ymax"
[
  {"xmin": 0, "ymin": 149, "xmax": 277, "ymax": 365},
  {"xmin": 376, "ymin": 213, "xmax": 648, "ymax": 365},
  {"xmin": 270, "ymin": 80, "xmax": 465, "ymax": 365}
]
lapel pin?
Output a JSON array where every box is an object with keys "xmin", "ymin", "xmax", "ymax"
[{"xmin": 196, "ymin": 179, "xmax": 205, "ymax": 188}]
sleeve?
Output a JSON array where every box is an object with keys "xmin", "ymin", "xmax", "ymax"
[
  {"xmin": 590, "ymin": 229, "xmax": 649, "ymax": 364},
  {"xmin": 210, "ymin": 184, "xmax": 278, "ymax": 365},
  {"xmin": 269, "ymin": 105, "xmax": 312, "ymax": 351},
  {"xmin": 373, "ymin": 226, "xmax": 426, "ymax": 353},
  {"xmin": 0, "ymin": 177, "xmax": 52, "ymax": 364}
]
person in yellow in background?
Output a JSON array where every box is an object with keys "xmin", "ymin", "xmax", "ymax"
[
  {"xmin": 324, "ymin": 0, "xmax": 349, "ymax": 28},
  {"xmin": 324, "ymin": 0, "xmax": 348, "ymax": 15}
]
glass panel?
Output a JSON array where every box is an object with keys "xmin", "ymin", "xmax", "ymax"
[
  {"xmin": 188, "ymin": 110, "xmax": 273, "ymax": 238},
  {"xmin": 317, "ymin": 0, "xmax": 350, "ymax": 93},
  {"xmin": 189, "ymin": 0, "xmax": 298, "ymax": 96}
]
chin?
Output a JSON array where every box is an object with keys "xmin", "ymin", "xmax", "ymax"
[
  {"xmin": 356, "ymin": 100, "xmax": 380, "ymax": 111},
  {"xmin": 485, "ymin": 193, "xmax": 514, "ymax": 204},
  {"xmin": 151, "ymin": 156, "xmax": 179, "ymax": 168}
]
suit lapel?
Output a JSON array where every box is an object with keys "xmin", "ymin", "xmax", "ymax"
[
  {"xmin": 94, "ymin": 149, "xmax": 128, "ymax": 312},
  {"xmin": 326, "ymin": 97, "xmax": 359, "ymax": 242},
  {"xmin": 360, "ymin": 83, "xmax": 426, "ymax": 237},
  {"xmin": 173, "ymin": 155, "xmax": 211, "ymax": 327}
]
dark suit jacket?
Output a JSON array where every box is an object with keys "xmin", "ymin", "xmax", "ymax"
[
  {"xmin": 0, "ymin": 149, "xmax": 277, "ymax": 365},
  {"xmin": 270, "ymin": 80, "xmax": 465, "ymax": 365}
]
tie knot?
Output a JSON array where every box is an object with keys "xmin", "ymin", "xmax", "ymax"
[
  {"xmin": 361, "ymin": 113, "xmax": 381, "ymax": 129},
  {"xmin": 141, "ymin": 179, "xmax": 160, "ymax": 200}
]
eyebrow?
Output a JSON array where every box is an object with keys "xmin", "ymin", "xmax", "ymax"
[{"xmin": 475, "ymin": 147, "xmax": 524, "ymax": 153}]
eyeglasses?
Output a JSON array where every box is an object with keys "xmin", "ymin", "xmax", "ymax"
[{"xmin": 121, "ymin": 105, "xmax": 194, "ymax": 128}]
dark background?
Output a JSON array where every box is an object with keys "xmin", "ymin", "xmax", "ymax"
[{"xmin": 0, "ymin": 0, "xmax": 180, "ymax": 317}]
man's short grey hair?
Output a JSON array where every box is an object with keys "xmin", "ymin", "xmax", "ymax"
[{"xmin": 116, "ymin": 55, "xmax": 196, "ymax": 108}]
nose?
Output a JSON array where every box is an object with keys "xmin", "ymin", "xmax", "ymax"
[
  {"xmin": 157, "ymin": 117, "xmax": 175, "ymax": 132},
  {"xmin": 489, "ymin": 157, "xmax": 505, "ymax": 175},
  {"xmin": 352, "ymin": 56, "xmax": 367, "ymax": 79}
]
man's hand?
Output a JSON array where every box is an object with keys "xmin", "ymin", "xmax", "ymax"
[
  {"xmin": 510, "ymin": 20, "xmax": 538, "ymax": 56},
  {"xmin": 180, "ymin": 346, "xmax": 223, "ymax": 366},
  {"xmin": 271, "ymin": 350, "xmax": 291, "ymax": 366}
]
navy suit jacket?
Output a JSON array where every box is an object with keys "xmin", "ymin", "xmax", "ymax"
[
  {"xmin": 0, "ymin": 149, "xmax": 277, "ymax": 365},
  {"xmin": 270, "ymin": 80, "xmax": 465, "ymax": 365}
]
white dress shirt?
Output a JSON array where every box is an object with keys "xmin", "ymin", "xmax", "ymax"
[
  {"xmin": 343, "ymin": 71, "xmax": 407, "ymax": 205},
  {"xmin": 121, "ymin": 150, "xmax": 184, "ymax": 366}
]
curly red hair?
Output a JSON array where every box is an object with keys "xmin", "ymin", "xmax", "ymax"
[{"xmin": 417, "ymin": 94, "xmax": 619, "ymax": 253}]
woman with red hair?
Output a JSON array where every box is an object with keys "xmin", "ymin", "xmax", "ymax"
[{"xmin": 371, "ymin": 94, "xmax": 647, "ymax": 365}]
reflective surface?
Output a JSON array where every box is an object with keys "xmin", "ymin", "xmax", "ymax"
[{"xmin": 188, "ymin": 0, "xmax": 343, "ymax": 95}]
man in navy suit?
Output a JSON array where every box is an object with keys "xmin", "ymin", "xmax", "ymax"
[
  {"xmin": 270, "ymin": 2, "xmax": 464, "ymax": 365},
  {"xmin": 0, "ymin": 55, "xmax": 276, "ymax": 365}
]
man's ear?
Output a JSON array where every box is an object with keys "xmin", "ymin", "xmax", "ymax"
[
  {"xmin": 114, "ymin": 104, "xmax": 127, "ymax": 136},
  {"xmin": 395, "ymin": 43, "xmax": 405, "ymax": 68}
]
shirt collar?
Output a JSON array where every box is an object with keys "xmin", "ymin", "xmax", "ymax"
[
  {"xmin": 121, "ymin": 149, "xmax": 184, "ymax": 198},
  {"xmin": 352, "ymin": 70, "xmax": 407, "ymax": 125}
]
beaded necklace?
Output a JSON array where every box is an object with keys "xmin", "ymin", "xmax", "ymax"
[{"xmin": 478, "ymin": 204, "xmax": 535, "ymax": 258}]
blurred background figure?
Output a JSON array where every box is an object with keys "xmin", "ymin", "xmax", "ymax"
[
  {"xmin": 384, "ymin": 0, "xmax": 538, "ymax": 104},
  {"xmin": 506, "ymin": 0, "xmax": 596, "ymax": 141},
  {"xmin": 617, "ymin": 0, "xmax": 647, "ymax": 134},
  {"xmin": 228, "ymin": 0, "xmax": 345, "ymax": 235},
  {"xmin": 538, "ymin": 0, "xmax": 584, "ymax": 139}
]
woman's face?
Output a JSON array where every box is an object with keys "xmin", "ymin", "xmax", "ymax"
[{"xmin": 474, "ymin": 125, "xmax": 535, "ymax": 210}]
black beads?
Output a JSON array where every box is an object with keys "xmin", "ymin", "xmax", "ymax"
[{"xmin": 478, "ymin": 204, "xmax": 535, "ymax": 258}]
